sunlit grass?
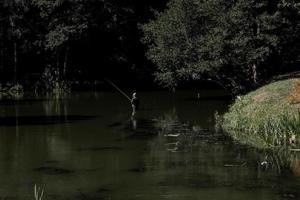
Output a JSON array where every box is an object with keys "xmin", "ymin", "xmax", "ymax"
[{"xmin": 222, "ymin": 78, "xmax": 300, "ymax": 149}]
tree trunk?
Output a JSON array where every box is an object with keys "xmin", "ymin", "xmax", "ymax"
[
  {"xmin": 56, "ymin": 50, "xmax": 60, "ymax": 81},
  {"xmin": 63, "ymin": 46, "xmax": 69, "ymax": 77},
  {"xmin": 9, "ymin": 16, "xmax": 17, "ymax": 83},
  {"xmin": 13, "ymin": 41, "xmax": 17, "ymax": 83},
  {"xmin": 0, "ymin": 34, "xmax": 4, "ymax": 82},
  {"xmin": 252, "ymin": 63, "xmax": 257, "ymax": 85}
]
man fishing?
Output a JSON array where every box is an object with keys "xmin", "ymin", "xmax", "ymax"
[
  {"xmin": 131, "ymin": 92, "xmax": 139, "ymax": 117},
  {"xmin": 105, "ymin": 79, "xmax": 140, "ymax": 116}
]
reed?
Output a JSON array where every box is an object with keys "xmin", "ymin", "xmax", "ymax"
[{"xmin": 34, "ymin": 184, "xmax": 44, "ymax": 200}]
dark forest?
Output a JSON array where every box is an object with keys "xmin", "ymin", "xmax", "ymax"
[{"xmin": 0, "ymin": 0, "xmax": 299, "ymax": 94}]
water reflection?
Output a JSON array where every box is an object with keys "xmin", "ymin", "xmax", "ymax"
[
  {"xmin": 0, "ymin": 115, "xmax": 96, "ymax": 126},
  {"xmin": 143, "ymin": 108, "xmax": 300, "ymax": 200},
  {"xmin": 131, "ymin": 116, "xmax": 137, "ymax": 130},
  {"xmin": 152, "ymin": 108, "xmax": 300, "ymax": 177},
  {"xmin": 42, "ymin": 93, "xmax": 70, "ymax": 117},
  {"xmin": 257, "ymin": 148, "xmax": 300, "ymax": 177},
  {"xmin": 0, "ymin": 94, "xmax": 96, "ymax": 127}
]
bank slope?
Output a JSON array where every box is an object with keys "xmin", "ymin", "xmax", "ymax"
[{"xmin": 223, "ymin": 78, "xmax": 300, "ymax": 149}]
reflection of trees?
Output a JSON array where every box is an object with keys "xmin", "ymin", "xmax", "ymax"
[
  {"xmin": 42, "ymin": 93, "xmax": 70, "ymax": 118},
  {"xmin": 43, "ymin": 94, "xmax": 74, "ymax": 163},
  {"xmin": 153, "ymin": 108, "xmax": 209, "ymax": 153},
  {"xmin": 153, "ymin": 107, "xmax": 179, "ymax": 134},
  {"xmin": 147, "ymin": 112, "xmax": 256, "ymax": 192},
  {"xmin": 39, "ymin": 94, "xmax": 73, "ymax": 163}
]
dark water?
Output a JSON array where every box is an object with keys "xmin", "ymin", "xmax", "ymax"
[{"xmin": 0, "ymin": 90, "xmax": 300, "ymax": 200}]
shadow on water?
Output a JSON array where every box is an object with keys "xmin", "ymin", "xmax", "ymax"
[
  {"xmin": 125, "ymin": 119, "xmax": 160, "ymax": 140},
  {"xmin": 0, "ymin": 98, "xmax": 62, "ymax": 105},
  {"xmin": 128, "ymin": 166, "xmax": 147, "ymax": 173},
  {"xmin": 73, "ymin": 190, "xmax": 111, "ymax": 200},
  {"xmin": 77, "ymin": 146, "xmax": 123, "ymax": 152},
  {"xmin": 34, "ymin": 166, "xmax": 74, "ymax": 175},
  {"xmin": 0, "ymin": 115, "xmax": 97, "ymax": 126},
  {"xmin": 107, "ymin": 122, "xmax": 123, "ymax": 128},
  {"xmin": 107, "ymin": 117, "xmax": 159, "ymax": 140},
  {"xmin": 183, "ymin": 95, "xmax": 232, "ymax": 102}
]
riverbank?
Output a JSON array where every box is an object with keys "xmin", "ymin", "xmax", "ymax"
[{"xmin": 222, "ymin": 78, "xmax": 300, "ymax": 149}]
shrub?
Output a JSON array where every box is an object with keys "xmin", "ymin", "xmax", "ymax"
[{"xmin": 35, "ymin": 66, "xmax": 71, "ymax": 95}]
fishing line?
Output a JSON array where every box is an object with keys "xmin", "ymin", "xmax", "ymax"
[{"xmin": 105, "ymin": 78, "xmax": 131, "ymax": 102}]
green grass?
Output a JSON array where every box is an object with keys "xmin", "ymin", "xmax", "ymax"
[{"xmin": 222, "ymin": 78, "xmax": 300, "ymax": 149}]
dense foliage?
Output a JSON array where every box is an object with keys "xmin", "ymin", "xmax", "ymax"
[
  {"xmin": 143, "ymin": 0, "xmax": 300, "ymax": 93},
  {"xmin": 1, "ymin": 0, "xmax": 299, "ymax": 94},
  {"xmin": 0, "ymin": 0, "xmax": 167, "ymax": 91}
]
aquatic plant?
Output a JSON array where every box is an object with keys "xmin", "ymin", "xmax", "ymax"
[
  {"xmin": 258, "ymin": 147, "xmax": 300, "ymax": 177},
  {"xmin": 34, "ymin": 184, "xmax": 44, "ymax": 200}
]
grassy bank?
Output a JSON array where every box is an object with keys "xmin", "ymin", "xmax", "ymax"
[{"xmin": 222, "ymin": 78, "xmax": 300, "ymax": 149}]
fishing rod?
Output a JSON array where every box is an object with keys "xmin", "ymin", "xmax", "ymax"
[{"xmin": 105, "ymin": 79, "xmax": 131, "ymax": 102}]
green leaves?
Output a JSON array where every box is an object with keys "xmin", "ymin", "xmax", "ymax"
[
  {"xmin": 143, "ymin": 0, "xmax": 217, "ymax": 89},
  {"xmin": 143, "ymin": 0, "xmax": 300, "ymax": 94},
  {"xmin": 32, "ymin": 0, "xmax": 88, "ymax": 50}
]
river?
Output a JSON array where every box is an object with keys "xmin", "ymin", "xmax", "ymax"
[{"xmin": 0, "ymin": 90, "xmax": 299, "ymax": 200}]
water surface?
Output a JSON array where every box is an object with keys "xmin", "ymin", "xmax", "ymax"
[{"xmin": 0, "ymin": 90, "xmax": 299, "ymax": 200}]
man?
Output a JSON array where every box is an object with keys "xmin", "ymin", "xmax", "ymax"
[{"xmin": 131, "ymin": 92, "xmax": 139, "ymax": 116}]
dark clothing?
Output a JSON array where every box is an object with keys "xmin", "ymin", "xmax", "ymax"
[{"xmin": 131, "ymin": 97, "xmax": 140, "ymax": 111}]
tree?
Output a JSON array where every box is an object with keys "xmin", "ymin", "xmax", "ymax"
[
  {"xmin": 0, "ymin": 0, "xmax": 169, "ymax": 89},
  {"xmin": 0, "ymin": 0, "xmax": 31, "ymax": 83},
  {"xmin": 0, "ymin": 4, "xmax": 5, "ymax": 81},
  {"xmin": 32, "ymin": 0, "xmax": 88, "ymax": 78},
  {"xmin": 276, "ymin": 0, "xmax": 300, "ymax": 70},
  {"xmin": 143, "ymin": 0, "xmax": 300, "ymax": 94}
]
